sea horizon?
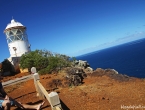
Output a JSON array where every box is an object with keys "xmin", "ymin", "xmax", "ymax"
[
  {"xmin": 76, "ymin": 38, "xmax": 145, "ymax": 78},
  {"xmin": 76, "ymin": 37, "xmax": 145, "ymax": 58}
]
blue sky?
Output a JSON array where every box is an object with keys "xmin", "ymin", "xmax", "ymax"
[{"xmin": 0, "ymin": 0, "xmax": 145, "ymax": 62}]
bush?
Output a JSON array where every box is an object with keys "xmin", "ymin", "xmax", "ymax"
[
  {"xmin": 20, "ymin": 49, "xmax": 74, "ymax": 74},
  {"xmin": 1, "ymin": 59, "xmax": 15, "ymax": 74},
  {"xmin": 38, "ymin": 68, "xmax": 50, "ymax": 75},
  {"xmin": 20, "ymin": 50, "xmax": 49, "ymax": 71}
]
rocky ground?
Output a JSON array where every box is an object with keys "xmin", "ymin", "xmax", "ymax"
[{"xmin": 2, "ymin": 69, "xmax": 145, "ymax": 110}]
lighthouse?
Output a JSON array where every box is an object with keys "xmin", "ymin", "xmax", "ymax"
[
  {"xmin": 4, "ymin": 19, "xmax": 31, "ymax": 58},
  {"xmin": 0, "ymin": 19, "xmax": 31, "ymax": 75}
]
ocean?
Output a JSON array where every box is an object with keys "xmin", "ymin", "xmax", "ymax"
[{"xmin": 76, "ymin": 38, "xmax": 145, "ymax": 78}]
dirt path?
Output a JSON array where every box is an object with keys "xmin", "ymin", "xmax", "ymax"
[{"xmin": 2, "ymin": 72, "xmax": 145, "ymax": 110}]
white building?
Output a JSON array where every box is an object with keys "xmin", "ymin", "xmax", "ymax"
[
  {"xmin": 0, "ymin": 19, "xmax": 31, "ymax": 75},
  {"xmin": 3, "ymin": 19, "xmax": 31, "ymax": 74},
  {"xmin": 4, "ymin": 19, "xmax": 31, "ymax": 58}
]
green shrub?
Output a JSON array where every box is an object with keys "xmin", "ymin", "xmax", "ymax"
[{"xmin": 20, "ymin": 49, "xmax": 74, "ymax": 74}]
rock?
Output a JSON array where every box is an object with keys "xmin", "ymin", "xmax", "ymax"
[
  {"xmin": 73, "ymin": 60, "xmax": 90, "ymax": 69},
  {"xmin": 64, "ymin": 67, "xmax": 87, "ymax": 86},
  {"xmin": 84, "ymin": 67, "xmax": 93, "ymax": 73},
  {"xmin": 90, "ymin": 68, "xmax": 105, "ymax": 77},
  {"xmin": 91, "ymin": 68, "xmax": 133, "ymax": 82},
  {"xmin": 104, "ymin": 68, "xmax": 118, "ymax": 74}
]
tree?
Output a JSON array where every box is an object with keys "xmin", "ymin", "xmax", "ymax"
[
  {"xmin": 0, "ymin": 59, "xmax": 15, "ymax": 75},
  {"xmin": 20, "ymin": 49, "xmax": 72, "ymax": 74},
  {"xmin": 20, "ymin": 50, "xmax": 49, "ymax": 71}
]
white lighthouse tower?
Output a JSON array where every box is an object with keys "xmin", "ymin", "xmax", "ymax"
[
  {"xmin": 1, "ymin": 19, "xmax": 31, "ymax": 75},
  {"xmin": 4, "ymin": 19, "xmax": 31, "ymax": 58}
]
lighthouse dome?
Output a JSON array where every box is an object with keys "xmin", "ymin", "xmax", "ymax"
[{"xmin": 5, "ymin": 19, "xmax": 25, "ymax": 30}]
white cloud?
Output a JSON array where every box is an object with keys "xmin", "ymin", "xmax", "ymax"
[{"xmin": 71, "ymin": 31, "xmax": 145, "ymax": 56}]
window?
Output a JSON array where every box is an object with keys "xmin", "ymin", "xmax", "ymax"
[
  {"xmin": 7, "ymin": 39, "xmax": 12, "ymax": 43},
  {"xmin": 6, "ymin": 31, "xmax": 10, "ymax": 36},
  {"xmin": 17, "ymin": 35, "xmax": 22, "ymax": 40},
  {"xmin": 11, "ymin": 29, "xmax": 17, "ymax": 34},
  {"xmin": 16, "ymin": 29, "xmax": 22, "ymax": 35},
  {"xmin": 9, "ymin": 36, "xmax": 15, "ymax": 41},
  {"xmin": 15, "ymin": 36, "xmax": 20, "ymax": 40},
  {"xmin": 9, "ymin": 31, "xmax": 13, "ymax": 36}
]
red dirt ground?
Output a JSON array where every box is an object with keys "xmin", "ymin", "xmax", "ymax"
[{"xmin": 2, "ymin": 71, "xmax": 145, "ymax": 110}]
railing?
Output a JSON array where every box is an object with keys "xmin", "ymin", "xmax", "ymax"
[{"xmin": 31, "ymin": 67, "xmax": 62, "ymax": 110}]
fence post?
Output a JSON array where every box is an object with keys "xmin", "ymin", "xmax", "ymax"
[
  {"xmin": 31, "ymin": 67, "xmax": 37, "ymax": 74},
  {"xmin": 48, "ymin": 92, "xmax": 62, "ymax": 110},
  {"xmin": 31, "ymin": 67, "xmax": 45, "ymax": 99},
  {"xmin": 31, "ymin": 67, "xmax": 62, "ymax": 110}
]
